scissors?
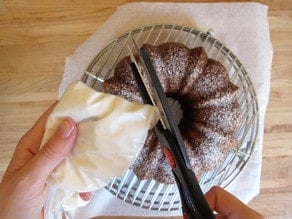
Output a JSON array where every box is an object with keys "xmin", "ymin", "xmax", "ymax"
[{"xmin": 127, "ymin": 39, "xmax": 215, "ymax": 219}]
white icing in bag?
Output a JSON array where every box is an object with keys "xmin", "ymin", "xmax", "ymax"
[{"xmin": 42, "ymin": 81, "xmax": 159, "ymax": 218}]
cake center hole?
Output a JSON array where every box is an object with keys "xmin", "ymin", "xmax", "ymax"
[{"xmin": 167, "ymin": 97, "xmax": 183, "ymax": 125}]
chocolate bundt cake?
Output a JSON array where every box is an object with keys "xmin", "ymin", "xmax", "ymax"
[{"xmin": 103, "ymin": 42, "xmax": 242, "ymax": 184}]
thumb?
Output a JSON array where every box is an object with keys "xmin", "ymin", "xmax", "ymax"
[
  {"xmin": 205, "ymin": 186, "xmax": 263, "ymax": 219},
  {"xmin": 24, "ymin": 118, "xmax": 77, "ymax": 183}
]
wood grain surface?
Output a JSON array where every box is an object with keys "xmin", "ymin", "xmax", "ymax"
[{"xmin": 0, "ymin": 0, "xmax": 291, "ymax": 218}]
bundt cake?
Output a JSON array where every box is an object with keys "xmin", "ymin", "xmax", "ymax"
[{"xmin": 103, "ymin": 42, "xmax": 242, "ymax": 184}]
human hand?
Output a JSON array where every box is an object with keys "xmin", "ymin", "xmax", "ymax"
[
  {"xmin": 205, "ymin": 186, "xmax": 263, "ymax": 219},
  {"xmin": 0, "ymin": 104, "xmax": 77, "ymax": 219}
]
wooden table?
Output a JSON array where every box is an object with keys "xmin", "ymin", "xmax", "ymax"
[{"xmin": 0, "ymin": 0, "xmax": 291, "ymax": 218}]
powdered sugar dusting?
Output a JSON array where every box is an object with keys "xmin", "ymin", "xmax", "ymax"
[{"xmin": 103, "ymin": 42, "xmax": 242, "ymax": 184}]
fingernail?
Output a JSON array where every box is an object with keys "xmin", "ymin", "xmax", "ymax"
[
  {"xmin": 57, "ymin": 119, "xmax": 75, "ymax": 139},
  {"xmin": 79, "ymin": 192, "xmax": 92, "ymax": 201}
]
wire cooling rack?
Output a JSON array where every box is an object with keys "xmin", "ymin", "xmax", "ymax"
[{"xmin": 82, "ymin": 24, "xmax": 259, "ymax": 211}]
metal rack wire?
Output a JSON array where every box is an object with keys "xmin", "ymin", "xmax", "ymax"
[{"xmin": 82, "ymin": 24, "xmax": 259, "ymax": 211}]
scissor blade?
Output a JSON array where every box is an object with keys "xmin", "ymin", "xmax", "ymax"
[
  {"xmin": 128, "ymin": 44, "xmax": 170, "ymax": 130},
  {"xmin": 128, "ymin": 46, "xmax": 153, "ymax": 104},
  {"xmin": 131, "ymin": 39, "xmax": 173, "ymax": 131}
]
